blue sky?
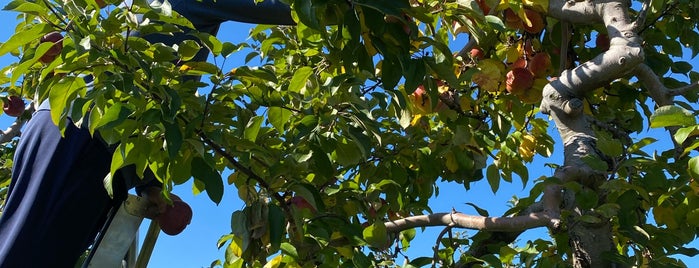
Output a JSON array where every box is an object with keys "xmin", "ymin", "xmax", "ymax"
[{"xmin": 0, "ymin": 2, "xmax": 697, "ymax": 267}]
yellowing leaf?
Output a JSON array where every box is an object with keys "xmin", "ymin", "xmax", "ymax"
[
  {"xmin": 523, "ymin": 0, "xmax": 549, "ymax": 12},
  {"xmin": 263, "ymin": 255, "xmax": 283, "ymax": 268},
  {"xmin": 653, "ymin": 206, "xmax": 679, "ymax": 229},
  {"xmin": 228, "ymin": 235, "xmax": 244, "ymax": 257},
  {"xmin": 518, "ymin": 134, "xmax": 536, "ymax": 162},
  {"xmin": 445, "ymin": 151, "xmax": 459, "ymax": 173},
  {"xmin": 473, "ymin": 59, "xmax": 505, "ymax": 92}
]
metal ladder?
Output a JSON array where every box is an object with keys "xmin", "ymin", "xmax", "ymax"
[{"xmin": 82, "ymin": 194, "xmax": 162, "ymax": 268}]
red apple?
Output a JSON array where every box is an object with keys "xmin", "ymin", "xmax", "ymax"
[
  {"xmin": 511, "ymin": 57, "xmax": 527, "ymax": 69},
  {"xmin": 3, "ymin": 96, "xmax": 25, "ymax": 117},
  {"xmin": 504, "ymin": 9, "xmax": 523, "ymax": 30},
  {"xmin": 39, "ymin": 31, "xmax": 63, "ymax": 63},
  {"xmin": 522, "ymin": 9, "xmax": 545, "ymax": 34},
  {"xmin": 506, "ymin": 68, "xmax": 534, "ymax": 95},
  {"xmin": 527, "ymin": 52, "xmax": 552, "ymax": 78},
  {"xmin": 290, "ymin": 196, "xmax": 316, "ymax": 213},
  {"xmin": 476, "ymin": 0, "xmax": 490, "ymax": 15},
  {"xmin": 470, "ymin": 47, "xmax": 485, "ymax": 60},
  {"xmin": 157, "ymin": 195, "xmax": 192, "ymax": 236}
]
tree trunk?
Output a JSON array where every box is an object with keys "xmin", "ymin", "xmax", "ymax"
[{"xmin": 543, "ymin": 1, "xmax": 644, "ymax": 267}]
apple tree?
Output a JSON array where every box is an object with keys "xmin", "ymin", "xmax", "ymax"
[{"xmin": 1, "ymin": 0, "xmax": 698, "ymax": 267}]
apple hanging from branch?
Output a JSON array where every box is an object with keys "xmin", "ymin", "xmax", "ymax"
[
  {"xmin": 38, "ymin": 31, "xmax": 63, "ymax": 64},
  {"xmin": 3, "ymin": 96, "xmax": 25, "ymax": 117}
]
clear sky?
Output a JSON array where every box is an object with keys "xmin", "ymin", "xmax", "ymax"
[{"xmin": 0, "ymin": 2, "xmax": 697, "ymax": 267}]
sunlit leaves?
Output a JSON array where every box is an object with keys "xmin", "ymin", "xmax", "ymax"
[{"xmin": 650, "ymin": 105, "xmax": 696, "ymax": 128}]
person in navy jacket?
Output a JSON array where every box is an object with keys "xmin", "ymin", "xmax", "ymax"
[{"xmin": 0, "ymin": 1, "xmax": 295, "ymax": 267}]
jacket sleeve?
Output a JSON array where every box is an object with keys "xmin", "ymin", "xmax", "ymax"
[{"xmin": 173, "ymin": 0, "xmax": 295, "ymax": 30}]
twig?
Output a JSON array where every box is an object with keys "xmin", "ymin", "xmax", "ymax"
[{"xmin": 632, "ymin": 0, "xmax": 652, "ymax": 32}]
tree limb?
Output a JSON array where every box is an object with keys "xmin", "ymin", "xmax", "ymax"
[{"xmin": 384, "ymin": 211, "xmax": 560, "ymax": 234}]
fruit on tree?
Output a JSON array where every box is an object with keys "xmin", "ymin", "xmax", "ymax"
[
  {"xmin": 522, "ymin": 9, "xmax": 545, "ymax": 34},
  {"xmin": 157, "ymin": 194, "xmax": 193, "ymax": 236},
  {"xmin": 3, "ymin": 96, "xmax": 25, "ymax": 117},
  {"xmin": 596, "ymin": 33, "xmax": 610, "ymax": 51},
  {"xmin": 506, "ymin": 68, "xmax": 534, "ymax": 95},
  {"xmin": 290, "ymin": 196, "xmax": 316, "ymax": 213},
  {"xmin": 511, "ymin": 57, "xmax": 527, "ymax": 69},
  {"xmin": 470, "ymin": 47, "xmax": 485, "ymax": 60},
  {"xmin": 476, "ymin": 0, "xmax": 490, "ymax": 15},
  {"xmin": 504, "ymin": 9, "xmax": 523, "ymax": 30},
  {"xmin": 384, "ymin": 13, "xmax": 413, "ymax": 35},
  {"xmin": 527, "ymin": 52, "xmax": 552, "ymax": 78},
  {"xmin": 39, "ymin": 31, "xmax": 63, "ymax": 63},
  {"xmin": 410, "ymin": 85, "xmax": 432, "ymax": 114}
]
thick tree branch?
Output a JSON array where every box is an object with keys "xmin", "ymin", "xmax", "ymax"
[
  {"xmin": 385, "ymin": 211, "xmax": 560, "ymax": 234},
  {"xmin": 538, "ymin": 1, "xmax": 645, "ymax": 266},
  {"xmin": 633, "ymin": 63, "xmax": 673, "ymax": 106}
]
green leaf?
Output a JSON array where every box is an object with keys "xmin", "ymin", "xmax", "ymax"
[
  {"xmin": 164, "ymin": 121, "xmax": 182, "ymax": 160},
  {"xmin": 293, "ymin": 0, "xmax": 322, "ymax": 31},
  {"xmin": 688, "ymin": 156, "xmax": 699, "ymax": 179},
  {"xmin": 581, "ymin": 155, "xmax": 608, "ymax": 171},
  {"xmin": 486, "ymin": 164, "xmax": 500, "ymax": 193},
  {"xmin": 576, "ymin": 187, "xmax": 598, "ymax": 209},
  {"xmin": 191, "ymin": 157, "xmax": 223, "ymax": 204},
  {"xmin": 649, "ymin": 105, "xmax": 696, "ymax": 128},
  {"xmin": 280, "ymin": 242, "xmax": 299, "ymax": 260},
  {"xmin": 408, "ymin": 257, "xmax": 434, "ymax": 267},
  {"xmin": 290, "ymin": 183, "xmax": 324, "ymax": 212},
  {"xmin": 0, "ymin": 23, "xmax": 51, "ymax": 56},
  {"xmin": 362, "ymin": 222, "xmax": 389, "ymax": 248},
  {"xmin": 627, "ymin": 137, "xmax": 657, "ymax": 155},
  {"xmin": 50, "ymin": 77, "xmax": 87, "ymax": 129},
  {"xmin": 465, "ymin": 202, "xmax": 489, "ymax": 217},
  {"xmin": 674, "ymin": 126, "xmax": 699, "ymax": 144},
  {"xmin": 243, "ymin": 116, "xmax": 264, "ymax": 142},
  {"xmin": 268, "ymin": 106, "xmax": 292, "ymax": 132},
  {"xmin": 6, "ymin": 2, "xmax": 46, "ymax": 16},
  {"xmin": 267, "ymin": 204, "xmax": 284, "ymax": 251},
  {"xmin": 288, "ymin": 66, "xmax": 313, "ymax": 93},
  {"xmin": 499, "ymin": 245, "xmax": 517, "ymax": 264},
  {"xmin": 177, "ymin": 39, "xmax": 201, "ymax": 61},
  {"xmin": 578, "ymin": 215, "xmax": 601, "ymax": 224}
]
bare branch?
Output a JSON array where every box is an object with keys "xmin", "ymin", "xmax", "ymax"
[
  {"xmin": 384, "ymin": 211, "xmax": 559, "ymax": 234},
  {"xmin": 633, "ymin": 63, "xmax": 673, "ymax": 106},
  {"xmin": 668, "ymin": 83, "xmax": 699, "ymax": 97},
  {"xmin": 632, "ymin": 0, "xmax": 652, "ymax": 32}
]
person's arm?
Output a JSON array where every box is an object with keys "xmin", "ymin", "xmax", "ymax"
[{"xmin": 174, "ymin": 0, "xmax": 295, "ymax": 30}]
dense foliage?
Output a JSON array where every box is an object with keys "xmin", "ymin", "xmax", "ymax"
[{"xmin": 1, "ymin": 0, "xmax": 698, "ymax": 267}]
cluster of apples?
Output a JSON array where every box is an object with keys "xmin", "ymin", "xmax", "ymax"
[
  {"xmin": 506, "ymin": 49, "xmax": 552, "ymax": 96},
  {"xmin": 2, "ymin": 30, "xmax": 66, "ymax": 117}
]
